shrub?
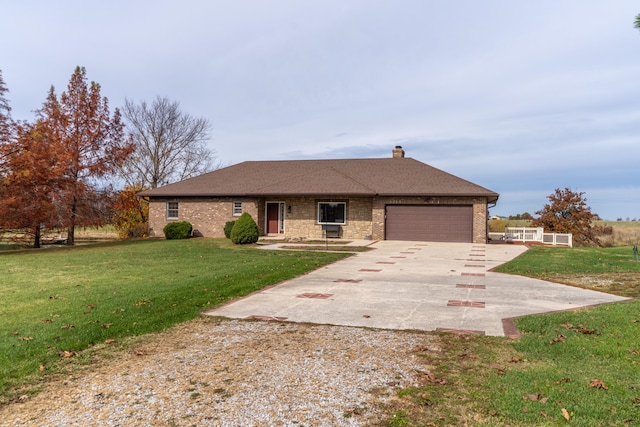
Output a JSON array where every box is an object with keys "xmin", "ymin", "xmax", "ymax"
[
  {"xmin": 163, "ymin": 221, "xmax": 192, "ymax": 240},
  {"xmin": 224, "ymin": 220, "xmax": 236, "ymax": 239},
  {"xmin": 230, "ymin": 213, "xmax": 259, "ymax": 244}
]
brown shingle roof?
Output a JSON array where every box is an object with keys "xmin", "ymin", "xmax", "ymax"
[{"xmin": 138, "ymin": 157, "xmax": 498, "ymax": 201}]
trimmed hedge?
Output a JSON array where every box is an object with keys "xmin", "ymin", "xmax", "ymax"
[
  {"xmin": 230, "ymin": 213, "xmax": 259, "ymax": 244},
  {"xmin": 224, "ymin": 220, "xmax": 236, "ymax": 239},
  {"xmin": 163, "ymin": 221, "xmax": 192, "ymax": 240}
]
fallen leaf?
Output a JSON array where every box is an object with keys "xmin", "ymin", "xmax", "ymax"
[
  {"xmin": 560, "ymin": 323, "xmax": 574, "ymax": 330},
  {"xmin": 362, "ymin": 315, "xmax": 371, "ymax": 318},
  {"xmin": 561, "ymin": 408, "xmax": 570, "ymax": 422},
  {"xmin": 41, "ymin": 319, "xmax": 53, "ymax": 323},
  {"xmin": 509, "ymin": 357, "xmax": 522, "ymax": 363},
  {"xmin": 589, "ymin": 379, "xmax": 608, "ymax": 390},
  {"xmin": 525, "ymin": 393, "xmax": 543, "ymax": 401},
  {"xmin": 579, "ymin": 326, "xmax": 597, "ymax": 335},
  {"xmin": 100, "ymin": 323, "xmax": 113, "ymax": 329},
  {"xmin": 61, "ymin": 324, "xmax": 74, "ymax": 329},
  {"xmin": 58, "ymin": 350, "xmax": 77, "ymax": 358},
  {"xmin": 86, "ymin": 304, "xmax": 96, "ymax": 309},
  {"xmin": 39, "ymin": 365, "xmax": 45, "ymax": 371},
  {"xmin": 134, "ymin": 349, "xmax": 147, "ymax": 356},
  {"xmin": 629, "ymin": 349, "xmax": 639, "ymax": 355},
  {"xmin": 105, "ymin": 338, "xmax": 115, "ymax": 344},
  {"xmin": 555, "ymin": 377, "xmax": 572, "ymax": 384},
  {"xmin": 18, "ymin": 337, "xmax": 33, "ymax": 341},
  {"xmin": 549, "ymin": 334, "xmax": 566, "ymax": 344}
]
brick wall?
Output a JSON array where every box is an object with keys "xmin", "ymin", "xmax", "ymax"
[
  {"xmin": 147, "ymin": 197, "xmax": 259, "ymax": 238},
  {"xmin": 148, "ymin": 195, "xmax": 488, "ymax": 243},
  {"xmin": 281, "ymin": 197, "xmax": 373, "ymax": 240}
]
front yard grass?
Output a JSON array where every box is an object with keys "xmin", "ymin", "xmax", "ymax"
[
  {"xmin": 383, "ymin": 246, "xmax": 639, "ymax": 426},
  {"xmin": 0, "ymin": 238, "xmax": 349, "ymax": 402}
]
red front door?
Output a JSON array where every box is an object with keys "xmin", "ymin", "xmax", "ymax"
[{"xmin": 267, "ymin": 203, "xmax": 280, "ymax": 234}]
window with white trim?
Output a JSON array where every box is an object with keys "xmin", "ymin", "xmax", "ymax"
[
  {"xmin": 318, "ymin": 202, "xmax": 346, "ymax": 225},
  {"xmin": 167, "ymin": 201, "xmax": 179, "ymax": 219},
  {"xmin": 233, "ymin": 201, "xmax": 243, "ymax": 216}
]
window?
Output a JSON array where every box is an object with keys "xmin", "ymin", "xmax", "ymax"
[
  {"xmin": 167, "ymin": 201, "xmax": 179, "ymax": 219},
  {"xmin": 233, "ymin": 201, "xmax": 243, "ymax": 216},
  {"xmin": 318, "ymin": 202, "xmax": 346, "ymax": 224}
]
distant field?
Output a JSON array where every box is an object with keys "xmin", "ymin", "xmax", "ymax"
[{"xmin": 595, "ymin": 220, "xmax": 640, "ymax": 228}]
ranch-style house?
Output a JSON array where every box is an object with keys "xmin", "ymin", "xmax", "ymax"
[{"xmin": 138, "ymin": 146, "xmax": 499, "ymax": 243}]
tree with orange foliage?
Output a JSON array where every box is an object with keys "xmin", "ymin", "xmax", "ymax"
[
  {"xmin": 113, "ymin": 184, "xmax": 149, "ymax": 239},
  {"xmin": 36, "ymin": 67, "xmax": 134, "ymax": 245},
  {"xmin": 532, "ymin": 188, "xmax": 599, "ymax": 246},
  {"xmin": 0, "ymin": 122, "xmax": 67, "ymax": 247}
]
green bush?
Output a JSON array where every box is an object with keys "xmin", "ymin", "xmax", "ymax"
[
  {"xmin": 163, "ymin": 221, "xmax": 192, "ymax": 240},
  {"xmin": 230, "ymin": 213, "xmax": 259, "ymax": 244},
  {"xmin": 224, "ymin": 220, "xmax": 236, "ymax": 239}
]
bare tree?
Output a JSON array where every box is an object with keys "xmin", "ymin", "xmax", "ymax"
[
  {"xmin": 120, "ymin": 96, "xmax": 216, "ymax": 189},
  {"xmin": 0, "ymin": 69, "xmax": 12, "ymax": 145}
]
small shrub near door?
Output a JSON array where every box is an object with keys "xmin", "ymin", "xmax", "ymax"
[
  {"xmin": 163, "ymin": 221, "xmax": 193, "ymax": 240},
  {"xmin": 230, "ymin": 213, "xmax": 259, "ymax": 244},
  {"xmin": 224, "ymin": 220, "xmax": 236, "ymax": 239}
]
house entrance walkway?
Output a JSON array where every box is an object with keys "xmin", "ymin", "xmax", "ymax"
[{"xmin": 205, "ymin": 241, "xmax": 628, "ymax": 337}]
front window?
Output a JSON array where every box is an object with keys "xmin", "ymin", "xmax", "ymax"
[
  {"xmin": 318, "ymin": 202, "xmax": 346, "ymax": 224},
  {"xmin": 167, "ymin": 201, "xmax": 179, "ymax": 219},
  {"xmin": 233, "ymin": 201, "xmax": 243, "ymax": 216}
]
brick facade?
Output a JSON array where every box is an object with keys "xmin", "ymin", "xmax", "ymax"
[
  {"xmin": 148, "ymin": 195, "xmax": 488, "ymax": 243},
  {"xmin": 148, "ymin": 197, "xmax": 260, "ymax": 238}
]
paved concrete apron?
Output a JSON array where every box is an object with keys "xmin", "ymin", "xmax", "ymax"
[{"xmin": 205, "ymin": 241, "xmax": 628, "ymax": 337}]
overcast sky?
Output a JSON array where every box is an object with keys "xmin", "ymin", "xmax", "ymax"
[{"xmin": 2, "ymin": 1, "xmax": 639, "ymax": 220}]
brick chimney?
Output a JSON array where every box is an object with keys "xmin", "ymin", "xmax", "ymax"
[{"xmin": 392, "ymin": 145, "xmax": 405, "ymax": 158}]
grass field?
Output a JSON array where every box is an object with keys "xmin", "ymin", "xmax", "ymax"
[
  {"xmin": 384, "ymin": 246, "xmax": 639, "ymax": 426},
  {"xmin": 0, "ymin": 238, "xmax": 349, "ymax": 402},
  {"xmin": 2, "ymin": 240, "xmax": 638, "ymax": 425}
]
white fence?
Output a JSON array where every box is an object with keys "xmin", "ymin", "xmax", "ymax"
[{"xmin": 500, "ymin": 227, "xmax": 573, "ymax": 247}]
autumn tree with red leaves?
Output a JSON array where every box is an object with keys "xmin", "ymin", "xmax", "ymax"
[
  {"xmin": 36, "ymin": 67, "xmax": 134, "ymax": 245},
  {"xmin": 0, "ymin": 122, "xmax": 68, "ymax": 247},
  {"xmin": 532, "ymin": 188, "xmax": 599, "ymax": 246}
]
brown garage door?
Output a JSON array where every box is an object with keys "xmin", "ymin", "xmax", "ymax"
[{"xmin": 385, "ymin": 205, "xmax": 473, "ymax": 242}]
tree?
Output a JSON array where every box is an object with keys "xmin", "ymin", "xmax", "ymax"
[
  {"xmin": 112, "ymin": 184, "xmax": 149, "ymax": 239},
  {"xmin": 0, "ymin": 69, "xmax": 11, "ymax": 144},
  {"xmin": 0, "ymin": 122, "xmax": 66, "ymax": 247},
  {"xmin": 37, "ymin": 66, "xmax": 134, "ymax": 245},
  {"xmin": 119, "ymin": 96, "xmax": 215, "ymax": 189},
  {"xmin": 532, "ymin": 188, "xmax": 599, "ymax": 246},
  {"xmin": 635, "ymin": 13, "xmax": 640, "ymax": 30}
]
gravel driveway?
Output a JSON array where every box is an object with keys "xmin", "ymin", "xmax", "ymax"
[{"xmin": 0, "ymin": 318, "xmax": 435, "ymax": 427}]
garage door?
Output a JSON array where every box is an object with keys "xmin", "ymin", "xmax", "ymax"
[{"xmin": 385, "ymin": 205, "xmax": 473, "ymax": 242}]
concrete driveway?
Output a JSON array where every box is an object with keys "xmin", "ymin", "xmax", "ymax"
[{"xmin": 205, "ymin": 241, "xmax": 628, "ymax": 337}]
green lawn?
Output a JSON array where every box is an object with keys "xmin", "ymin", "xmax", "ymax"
[
  {"xmin": 385, "ymin": 246, "xmax": 640, "ymax": 426},
  {"xmin": 0, "ymin": 238, "xmax": 349, "ymax": 401},
  {"xmin": 493, "ymin": 246, "xmax": 640, "ymax": 277}
]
